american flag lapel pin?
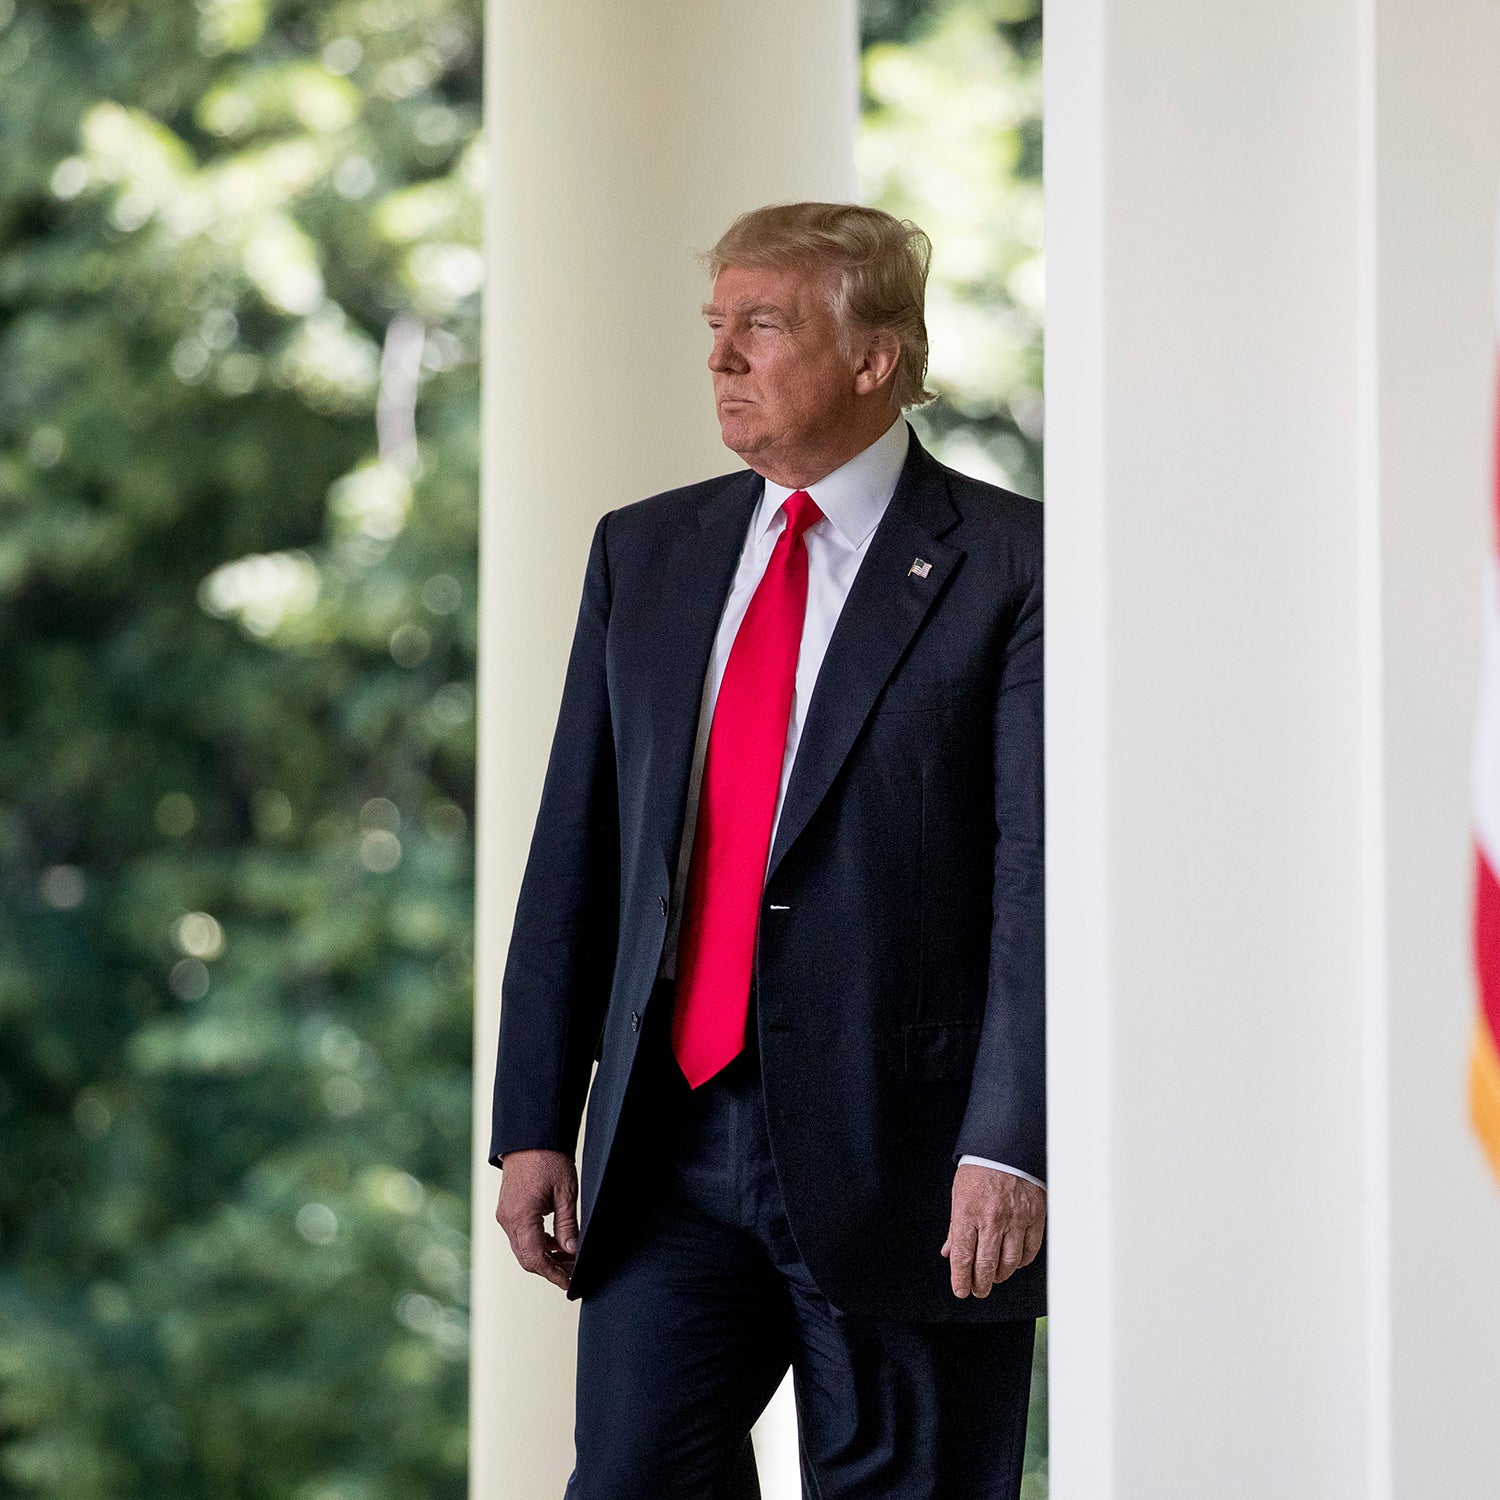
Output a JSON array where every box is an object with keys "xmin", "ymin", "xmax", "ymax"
[{"xmin": 908, "ymin": 557, "xmax": 932, "ymax": 579}]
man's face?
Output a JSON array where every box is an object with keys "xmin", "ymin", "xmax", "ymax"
[{"xmin": 703, "ymin": 263, "xmax": 858, "ymax": 471}]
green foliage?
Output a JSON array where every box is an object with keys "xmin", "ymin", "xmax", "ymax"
[
  {"xmin": 0, "ymin": 2, "xmax": 480, "ymax": 1496},
  {"xmin": 863, "ymin": 0, "xmax": 1044, "ymax": 500},
  {"xmin": 1022, "ymin": 1316, "xmax": 1049, "ymax": 1497}
]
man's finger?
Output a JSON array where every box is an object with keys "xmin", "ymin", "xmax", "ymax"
[
  {"xmin": 553, "ymin": 1180, "xmax": 579, "ymax": 1256},
  {"xmin": 948, "ymin": 1214, "xmax": 978, "ymax": 1298},
  {"xmin": 512, "ymin": 1217, "xmax": 570, "ymax": 1291},
  {"xmin": 1019, "ymin": 1220, "xmax": 1045, "ymax": 1269},
  {"xmin": 992, "ymin": 1228, "xmax": 1026, "ymax": 1286},
  {"xmin": 540, "ymin": 1231, "xmax": 577, "ymax": 1274},
  {"xmin": 972, "ymin": 1221, "xmax": 1001, "ymax": 1299}
]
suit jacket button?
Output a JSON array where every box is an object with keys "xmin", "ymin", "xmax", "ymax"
[{"xmin": 630, "ymin": 1011, "xmax": 640, "ymax": 1033}]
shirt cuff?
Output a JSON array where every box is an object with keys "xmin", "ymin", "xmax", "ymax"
[{"xmin": 957, "ymin": 1154, "xmax": 1047, "ymax": 1190}]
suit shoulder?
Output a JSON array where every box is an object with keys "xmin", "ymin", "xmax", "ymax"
[
  {"xmin": 605, "ymin": 468, "xmax": 751, "ymax": 542},
  {"xmin": 940, "ymin": 463, "xmax": 1041, "ymax": 573},
  {"xmin": 943, "ymin": 464, "xmax": 1040, "ymax": 528}
]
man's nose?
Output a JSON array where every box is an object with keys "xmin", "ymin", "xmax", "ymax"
[{"xmin": 708, "ymin": 334, "xmax": 747, "ymax": 374}]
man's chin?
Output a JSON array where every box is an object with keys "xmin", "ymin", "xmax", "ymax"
[{"xmin": 715, "ymin": 417, "xmax": 763, "ymax": 460}]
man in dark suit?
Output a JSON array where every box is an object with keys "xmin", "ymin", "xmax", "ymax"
[{"xmin": 491, "ymin": 202, "xmax": 1045, "ymax": 1499}]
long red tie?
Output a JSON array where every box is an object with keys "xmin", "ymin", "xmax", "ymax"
[{"xmin": 671, "ymin": 489, "xmax": 825, "ymax": 1087}]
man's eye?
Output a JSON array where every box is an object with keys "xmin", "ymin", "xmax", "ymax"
[{"xmin": 751, "ymin": 320, "xmax": 776, "ymax": 331}]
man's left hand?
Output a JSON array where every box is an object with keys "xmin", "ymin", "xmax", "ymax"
[{"xmin": 941, "ymin": 1165, "xmax": 1047, "ymax": 1299}]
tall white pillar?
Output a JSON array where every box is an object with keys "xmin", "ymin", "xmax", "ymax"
[
  {"xmin": 472, "ymin": 4, "xmax": 857, "ymax": 1496},
  {"xmin": 1046, "ymin": 3, "xmax": 1500, "ymax": 1497}
]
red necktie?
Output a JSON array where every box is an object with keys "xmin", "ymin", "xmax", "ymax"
[{"xmin": 671, "ymin": 489, "xmax": 825, "ymax": 1087}]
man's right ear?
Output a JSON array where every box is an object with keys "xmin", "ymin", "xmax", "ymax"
[{"xmin": 852, "ymin": 328, "xmax": 901, "ymax": 398}]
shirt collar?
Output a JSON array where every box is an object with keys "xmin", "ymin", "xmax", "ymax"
[{"xmin": 754, "ymin": 416, "xmax": 910, "ymax": 549}]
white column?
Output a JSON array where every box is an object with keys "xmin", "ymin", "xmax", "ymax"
[
  {"xmin": 472, "ymin": 4, "xmax": 857, "ymax": 1497},
  {"xmin": 1372, "ymin": 8, "xmax": 1500, "ymax": 1496},
  {"xmin": 1046, "ymin": 3, "xmax": 1500, "ymax": 1498}
]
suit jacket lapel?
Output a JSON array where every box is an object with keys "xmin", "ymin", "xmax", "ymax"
[
  {"xmin": 765, "ymin": 431, "xmax": 964, "ymax": 886},
  {"xmin": 641, "ymin": 468, "xmax": 761, "ymax": 888}
]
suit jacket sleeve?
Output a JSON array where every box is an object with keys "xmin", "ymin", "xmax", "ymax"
[
  {"xmin": 488, "ymin": 510, "xmax": 620, "ymax": 1167},
  {"xmin": 954, "ymin": 559, "xmax": 1045, "ymax": 1181}
]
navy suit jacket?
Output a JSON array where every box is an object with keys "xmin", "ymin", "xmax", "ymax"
[{"xmin": 490, "ymin": 424, "xmax": 1045, "ymax": 1322}]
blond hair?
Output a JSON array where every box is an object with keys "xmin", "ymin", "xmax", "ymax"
[{"xmin": 702, "ymin": 202, "xmax": 936, "ymax": 410}]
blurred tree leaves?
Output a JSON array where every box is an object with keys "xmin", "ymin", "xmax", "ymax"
[
  {"xmin": 0, "ymin": 1, "xmax": 479, "ymax": 1496},
  {"xmin": 862, "ymin": 0, "xmax": 1044, "ymax": 500}
]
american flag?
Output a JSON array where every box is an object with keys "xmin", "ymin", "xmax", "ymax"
[{"xmin": 1470, "ymin": 197, "xmax": 1500, "ymax": 1185}]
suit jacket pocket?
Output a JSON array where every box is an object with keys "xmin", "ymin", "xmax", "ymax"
[{"xmin": 903, "ymin": 1021, "xmax": 982, "ymax": 1081}]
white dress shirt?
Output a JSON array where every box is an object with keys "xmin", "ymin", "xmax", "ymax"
[{"xmin": 658, "ymin": 416, "xmax": 1044, "ymax": 1191}]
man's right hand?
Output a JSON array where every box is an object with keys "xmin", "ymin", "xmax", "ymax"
[{"xmin": 495, "ymin": 1148, "xmax": 579, "ymax": 1292}]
